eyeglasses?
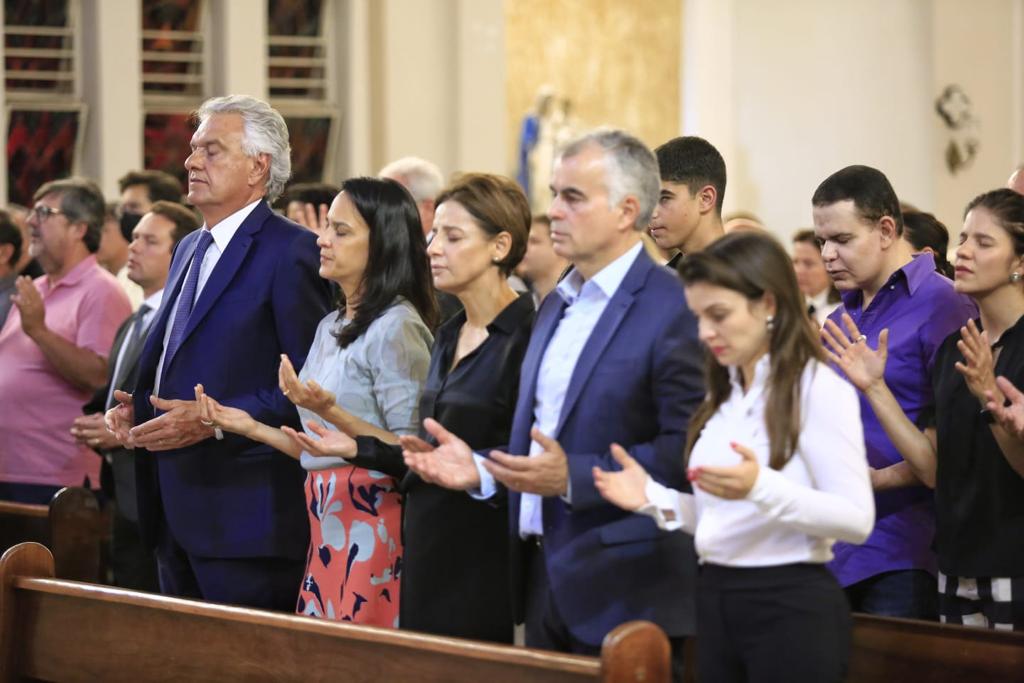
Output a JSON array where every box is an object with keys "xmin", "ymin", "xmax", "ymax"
[{"xmin": 30, "ymin": 205, "xmax": 64, "ymax": 222}]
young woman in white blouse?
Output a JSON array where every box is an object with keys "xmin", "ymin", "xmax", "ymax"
[{"xmin": 593, "ymin": 231, "xmax": 874, "ymax": 683}]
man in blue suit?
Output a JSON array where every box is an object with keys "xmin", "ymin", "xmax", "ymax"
[
  {"xmin": 106, "ymin": 95, "xmax": 331, "ymax": 610},
  {"xmin": 404, "ymin": 130, "xmax": 703, "ymax": 677}
]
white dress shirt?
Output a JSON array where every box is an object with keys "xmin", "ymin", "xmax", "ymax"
[
  {"xmin": 105, "ymin": 288, "xmax": 163, "ymax": 409},
  {"xmin": 806, "ymin": 287, "xmax": 840, "ymax": 327},
  {"xmin": 154, "ymin": 200, "xmax": 260, "ymax": 396},
  {"xmin": 640, "ymin": 354, "xmax": 875, "ymax": 566},
  {"xmin": 475, "ymin": 241, "xmax": 644, "ymax": 538}
]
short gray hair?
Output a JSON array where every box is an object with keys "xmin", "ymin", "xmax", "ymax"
[
  {"xmin": 34, "ymin": 177, "xmax": 105, "ymax": 253},
  {"xmin": 560, "ymin": 129, "xmax": 660, "ymax": 230},
  {"xmin": 378, "ymin": 156, "xmax": 445, "ymax": 204},
  {"xmin": 196, "ymin": 95, "xmax": 291, "ymax": 202}
]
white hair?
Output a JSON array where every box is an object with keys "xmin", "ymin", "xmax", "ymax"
[
  {"xmin": 196, "ymin": 95, "xmax": 292, "ymax": 202},
  {"xmin": 560, "ymin": 129, "xmax": 660, "ymax": 229},
  {"xmin": 378, "ymin": 156, "xmax": 445, "ymax": 204}
]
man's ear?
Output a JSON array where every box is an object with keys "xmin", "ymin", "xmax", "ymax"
[
  {"xmin": 249, "ymin": 152, "xmax": 272, "ymax": 188},
  {"xmin": 619, "ymin": 194, "xmax": 642, "ymax": 232},
  {"xmin": 877, "ymin": 215, "xmax": 900, "ymax": 248},
  {"xmin": 698, "ymin": 184, "xmax": 718, "ymax": 215}
]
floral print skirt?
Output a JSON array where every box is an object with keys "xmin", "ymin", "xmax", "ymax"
[{"xmin": 296, "ymin": 465, "xmax": 403, "ymax": 627}]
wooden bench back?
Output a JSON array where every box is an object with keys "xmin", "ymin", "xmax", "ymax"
[
  {"xmin": 0, "ymin": 487, "xmax": 105, "ymax": 583},
  {"xmin": 0, "ymin": 542, "xmax": 670, "ymax": 683},
  {"xmin": 849, "ymin": 611, "xmax": 1024, "ymax": 682}
]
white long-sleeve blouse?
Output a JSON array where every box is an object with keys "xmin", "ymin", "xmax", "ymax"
[{"xmin": 640, "ymin": 354, "xmax": 875, "ymax": 567}]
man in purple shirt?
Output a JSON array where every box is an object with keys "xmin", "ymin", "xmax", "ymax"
[{"xmin": 812, "ymin": 165, "xmax": 976, "ymax": 619}]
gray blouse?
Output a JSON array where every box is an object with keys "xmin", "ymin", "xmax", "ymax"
[{"xmin": 297, "ymin": 298, "xmax": 432, "ymax": 471}]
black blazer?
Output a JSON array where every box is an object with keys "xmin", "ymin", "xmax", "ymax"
[{"xmin": 83, "ymin": 307, "xmax": 150, "ymax": 520}]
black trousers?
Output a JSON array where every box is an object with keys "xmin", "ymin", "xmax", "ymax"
[
  {"xmin": 524, "ymin": 539, "xmax": 688, "ymax": 682},
  {"xmin": 110, "ymin": 507, "xmax": 160, "ymax": 592},
  {"xmin": 696, "ymin": 563, "xmax": 851, "ymax": 683}
]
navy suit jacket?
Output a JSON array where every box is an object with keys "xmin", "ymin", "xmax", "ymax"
[
  {"xmin": 133, "ymin": 201, "xmax": 331, "ymax": 559},
  {"xmin": 510, "ymin": 247, "xmax": 703, "ymax": 645}
]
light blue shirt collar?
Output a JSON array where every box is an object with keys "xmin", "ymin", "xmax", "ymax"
[{"xmin": 556, "ymin": 240, "xmax": 643, "ymax": 305}]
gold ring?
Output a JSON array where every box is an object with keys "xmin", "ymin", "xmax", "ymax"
[
  {"xmin": 282, "ymin": 389, "xmax": 290, "ymax": 396},
  {"xmin": 200, "ymin": 419, "xmax": 214, "ymax": 427},
  {"xmin": 855, "ymin": 334, "xmax": 867, "ymax": 343}
]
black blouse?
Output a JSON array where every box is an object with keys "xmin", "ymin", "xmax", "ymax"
[
  {"xmin": 352, "ymin": 293, "xmax": 535, "ymax": 642},
  {"xmin": 932, "ymin": 313, "xmax": 1024, "ymax": 577}
]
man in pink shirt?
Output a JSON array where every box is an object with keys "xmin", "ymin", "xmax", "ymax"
[{"xmin": 0, "ymin": 177, "xmax": 131, "ymax": 503}]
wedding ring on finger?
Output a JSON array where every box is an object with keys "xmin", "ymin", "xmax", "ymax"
[
  {"xmin": 201, "ymin": 419, "xmax": 215, "ymax": 427},
  {"xmin": 282, "ymin": 389, "xmax": 290, "ymax": 396},
  {"xmin": 855, "ymin": 334, "xmax": 867, "ymax": 343}
]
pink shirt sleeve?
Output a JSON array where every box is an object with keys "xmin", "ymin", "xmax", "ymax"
[{"xmin": 75, "ymin": 278, "xmax": 132, "ymax": 358}]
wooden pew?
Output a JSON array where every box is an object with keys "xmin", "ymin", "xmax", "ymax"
[
  {"xmin": 848, "ymin": 612, "xmax": 1024, "ymax": 682},
  {"xmin": 0, "ymin": 542, "xmax": 670, "ymax": 683},
  {"xmin": 0, "ymin": 487, "xmax": 107, "ymax": 584}
]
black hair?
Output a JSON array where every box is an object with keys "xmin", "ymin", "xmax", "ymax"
[
  {"xmin": 278, "ymin": 182, "xmax": 340, "ymax": 212},
  {"xmin": 0, "ymin": 209, "xmax": 22, "ymax": 266},
  {"xmin": 902, "ymin": 210, "xmax": 953, "ymax": 278},
  {"xmin": 811, "ymin": 165, "xmax": 904, "ymax": 236},
  {"xmin": 333, "ymin": 177, "xmax": 438, "ymax": 348},
  {"xmin": 654, "ymin": 136, "xmax": 727, "ymax": 214},
  {"xmin": 964, "ymin": 188, "xmax": 1024, "ymax": 256},
  {"xmin": 118, "ymin": 170, "xmax": 184, "ymax": 204}
]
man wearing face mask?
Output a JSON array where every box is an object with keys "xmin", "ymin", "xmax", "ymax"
[{"xmin": 110, "ymin": 171, "xmax": 186, "ymax": 310}]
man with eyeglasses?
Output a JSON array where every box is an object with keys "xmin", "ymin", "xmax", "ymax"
[{"xmin": 0, "ymin": 178, "xmax": 131, "ymax": 504}]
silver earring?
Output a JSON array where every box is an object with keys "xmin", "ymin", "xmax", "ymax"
[
  {"xmin": 766, "ymin": 315, "xmax": 774, "ymax": 332},
  {"xmin": 1012, "ymin": 272, "xmax": 1022, "ymax": 284}
]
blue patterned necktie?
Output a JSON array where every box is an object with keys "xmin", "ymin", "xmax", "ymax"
[{"xmin": 162, "ymin": 229, "xmax": 214, "ymax": 374}]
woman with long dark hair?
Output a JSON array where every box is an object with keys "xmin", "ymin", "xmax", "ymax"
[
  {"xmin": 593, "ymin": 231, "xmax": 874, "ymax": 682},
  {"xmin": 825, "ymin": 188, "xmax": 1024, "ymax": 630},
  {"xmin": 197, "ymin": 177, "xmax": 436, "ymax": 626},
  {"xmin": 275, "ymin": 173, "xmax": 534, "ymax": 643}
]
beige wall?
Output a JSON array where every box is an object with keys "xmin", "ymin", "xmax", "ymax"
[
  {"xmin": 685, "ymin": 0, "xmax": 1024, "ymax": 242},
  {"xmin": 504, "ymin": 0, "xmax": 682, "ymax": 170}
]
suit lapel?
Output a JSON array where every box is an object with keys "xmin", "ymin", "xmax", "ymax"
[
  {"xmin": 175, "ymin": 202, "xmax": 269, "ymax": 352},
  {"xmin": 553, "ymin": 250, "xmax": 652, "ymax": 436},
  {"xmin": 509, "ymin": 293, "xmax": 567, "ymax": 454}
]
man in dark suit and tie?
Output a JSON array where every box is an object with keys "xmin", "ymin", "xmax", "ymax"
[
  {"xmin": 404, "ymin": 130, "xmax": 704, "ymax": 679},
  {"xmin": 74, "ymin": 201, "xmax": 200, "ymax": 590},
  {"xmin": 106, "ymin": 95, "xmax": 331, "ymax": 610}
]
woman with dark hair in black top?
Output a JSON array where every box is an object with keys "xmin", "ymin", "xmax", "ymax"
[
  {"xmin": 825, "ymin": 188, "xmax": 1024, "ymax": 630},
  {"xmin": 279, "ymin": 172, "xmax": 534, "ymax": 643}
]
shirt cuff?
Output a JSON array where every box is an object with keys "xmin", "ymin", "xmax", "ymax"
[
  {"xmin": 637, "ymin": 476, "xmax": 684, "ymax": 531},
  {"xmin": 469, "ymin": 452, "xmax": 497, "ymax": 500},
  {"xmin": 746, "ymin": 465, "xmax": 785, "ymax": 508}
]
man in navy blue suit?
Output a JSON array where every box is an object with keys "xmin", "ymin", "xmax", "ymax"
[
  {"xmin": 404, "ymin": 130, "xmax": 703, "ymax": 678},
  {"xmin": 106, "ymin": 95, "xmax": 331, "ymax": 610}
]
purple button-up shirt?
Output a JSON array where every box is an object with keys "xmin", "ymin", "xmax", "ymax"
[{"xmin": 827, "ymin": 253, "xmax": 977, "ymax": 587}]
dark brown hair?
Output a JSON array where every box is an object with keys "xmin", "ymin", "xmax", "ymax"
[
  {"xmin": 148, "ymin": 200, "xmax": 202, "ymax": 245},
  {"xmin": 679, "ymin": 231, "xmax": 825, "ymax": 470},
  {"xmin": 435, "ymin": 173, "xmax": 531, "ymax": 276},
  {"xmin": 964, "ymin": 188, "xmax": 1024, "ymax": 256}
]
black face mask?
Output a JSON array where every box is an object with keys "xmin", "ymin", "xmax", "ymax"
[{"xmin": 120, "ymin": 212, "xmax": 143, "ymax": 241}]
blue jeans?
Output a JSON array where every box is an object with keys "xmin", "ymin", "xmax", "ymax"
[{"xmin": 844, "ymin": 569, "xmax": 938, "ymax": 620}]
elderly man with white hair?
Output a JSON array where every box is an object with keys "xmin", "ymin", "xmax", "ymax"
[
  {"xmin": 106, "ymin": 95, "xmax": 331, "ymax": 610},
  {"xmin": 379, "ymin": 156, "xmax": 445, "ymax": 236}
]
